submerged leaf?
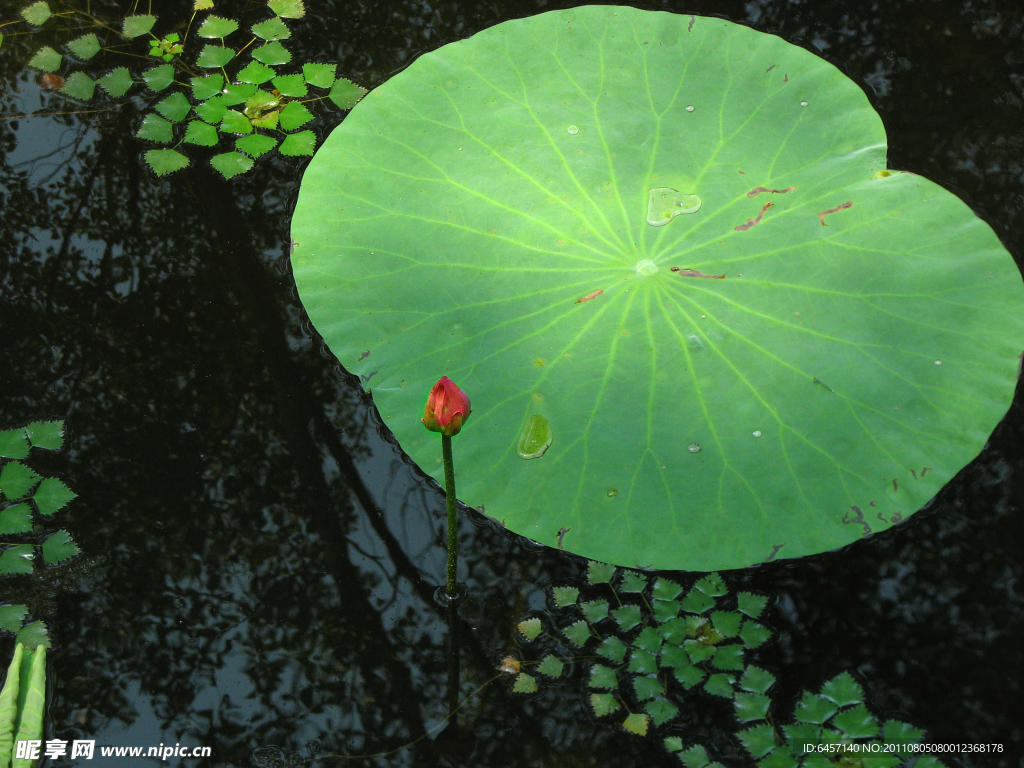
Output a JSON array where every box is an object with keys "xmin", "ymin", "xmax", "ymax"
[{"xmin": 144, "ymin": 148, "xmax": 190, "ymax": 176}]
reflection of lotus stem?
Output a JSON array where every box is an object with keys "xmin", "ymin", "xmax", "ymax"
[{"xmin": 442, "ymin": 434, "xmax": 458, "ymax": 598}]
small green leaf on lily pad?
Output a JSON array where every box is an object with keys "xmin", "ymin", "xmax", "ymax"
[
  {"xmin": 536, "ymin": 655, "xmax": 564, "ymax": 679},
  {"xmin": 237, "ymin": 61, "xmax": 276, "ymax": 84},
  {"xmin": 269, "ymin": 0, "xmax": 305, "ymax": 18},
  {"xmin": 551, "ymin": 585, "xmax": 578, "ymax": 607},
  {"xmin": 794, "ymin": 692, "xmax": 838, "ymax": 725},
  {"xmin": 711, "ymin": 643, "xmax": 745, "ymax": 671},
  {"xmin": 680, "ymin": 588, "xmax": 715, "ymax": 615},
  {"xmin": 59, "ymin": 71, "xmax": 95, "ymax": 100},
  {"xmin": 198, "ymin": 15, "xmax": 239, "ymax": 38},
  {"xmin": 652, "ymin": 578, "xmax": 682, "ymax": 601},
  {"xmin": 67, "ymin": 32, "xmax": 100, "ymax": 60},
  {"xmin": 0, "ymin": 430, "xmax": 30, "ymax": 459},
  {"xmin": 512, "ymin": 673, "xmax": 537, "ymax": 693},
  {"xmin": 645, "ymin": 699, "xmax": 679, "ymax": 726},
  {"xmin": 738, "ymin": 723, "xmax": 778, "ymax": 759},
  {"xmin": 122, "ymin": 15, "xmax": 156, "ymax": 38},
  {"xmin": 735, "ymin": 692, "xmax": 771, "ymax": 723},
  {"xmin": 562, "ymin": 619, "xmax": 592, "ymax": 646},
  {"xmin": 597, "ymin": 635, "xmax": 628, "ymax": 663},
  {"xmin": 704, "ymin": 673, "xmax": 736, "ymax": 698},
  {"xmin": 236, "ymin": 133, "xmax": 277, "ymax": 157},
  {"xmin": 622, "ymin": 713, "xmax": 649, "ymax": 737},
  {"xmin": 739, "ymin": 666, "xmax": 776, "ymax": 694},
  {"xmin": 252, "ymin": 16, "xmax": 291, "ymax": 40},
  {"xmin": 820, "ymin": 671, "xmax": 864, "ymax": 707},
  {"xmin": 220, "ymin": 110, "xmax": 253, "ymax": 134},
  {"xmin": 271, "ymin": 73, "xmax": 307, "ymax": 97},
  {"xmin": 0, "ymin": 604, "xmax": 28, "ymax": 633},
  {"xmin": 252, "ymin": 41, "xmax": 291, "ymax": 65},
  {"xmin": 588, "ymin": 664, "xmax": 617, "ymax": 690},
  {"xmin": 695, "ymin": 573, "xmax": 727, "ymax": 597},
  {"xmin": 144, "ymin": 149, "xmax": 190, "ymax": 176},
  {"xmin": 740, "ymin": 621, "xmax": 772, "ymax": 649},
  {"xmin": 627, "ymin": 649, "xmax": 657, "ymax": 675},
  {"xmin": 679, "ymin": 745, "xmax": 712, "ymax": 768},
  {"xmin": 590, "ymin": 692, "xmax": 619, "ymax": 717},
  {"xmin": 279, "ymin": 129, "xmax": 315, "ymax": 156},
  {"xmin": 619, "ymin": 570, "xmax": 647, "ymax": 593},
  {"xmin": 610, "ymin": 604, "xmax": 641, "ymax": 631},
  {"xmin": 276, "ymin": 100, "xmax": 311, "ymax": 131},
  {"xmin": 136, "ymin": 113, "xmax": 174, "ymax": 143},
  {"xmin": 197, "ymin": 45, "xmax": 235, "ymax": 68},
  {"xmin": 191, "ymin": 73, "xmax": 224, "ymax": 100},
  {"xmin": 0, "ymin": 462, "xmax": 41, "ymax": 500},
  {"xmin": 0, "ymin": 503, "xmax": 33, "ymax": 535},
  {"xmin": 195, "ymin": 95, "xmax": 228, "ymax": 123},
  {"xmin": 42, "ymin": 529, "xmax": 79, "ymax": 564},
  {"xmin": 327, "ymin": 77, "xmax": 366, "ymax": 109},
  {"xmin": 633, "ymin": 675, "xmax": 665, "ymax": 701},
  {"xmin": 98, "ymin": 67, "xmax": 133, "ymax": 97},
  {"xmin": 16, "ymin": 620, "xmax": 50, "ymax": 649},
  {"xmin": 0, "ymin": 545, "xmax": 34, "ymax": 575},
  {"xmin": 303, "ymin": 62, "xmax": 336, "ymax": 88},
  {"xmin": 673, "ymin": 664, "xmax": 706, "ymax": 689},
  {"xmin": 28, "ymin": 46, "xmax": 61, "ymax": 72},
  {"xmin": 184, "ymin": 121, "xmax": 220, "ymax": 146},
  {"xmin": 155, "ymin": 92, "xmax": 192, "ymax": 122},
  {"xmin": 653, "ymin": 599, "xmax": 680, "ymax": 623},
  {"xmin": 832, "ymin": 703, "xmax": 878, "ymax": 739},
  {"xmin": 737, "ymin": 592, "xmax": 769, "ymax": 619},
  {"xmin": 517, "ymin": 617, "xmax": 541, "ymax": 641},
  {"xmin": 21, "ymin": 1, "xmax": 51, "ymax": 25},
  {"xmin": 221, "ymin": 82, "xmax": 258, "ymax": 105},
  {"xmin": 711, "ymin": 610, "xmax": 742, "ymax": 637},
  {"xmin": 587, "ymin": 560, "xmax": 615, "ymax": 584},
  {"xmin": 142, "ymin": 64, "xmax": 175, "ymax": 92}
]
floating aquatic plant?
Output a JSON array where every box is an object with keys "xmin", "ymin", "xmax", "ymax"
[
  {"xmin": 4, "ymin": 0, "xmax": 366, "ymax": 178},
  {"xmin": 291, "ymin": 6, "xmax": 1024, "ymax": 570}
]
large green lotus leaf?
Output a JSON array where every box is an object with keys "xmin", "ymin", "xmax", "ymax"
[{"xmin": 290, "ymin": 7, "xmax": 1024, "ymax": 570}]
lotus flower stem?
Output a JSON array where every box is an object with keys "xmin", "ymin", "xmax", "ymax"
[{"xmin": 442, "ymin": 434, "xmax": 458, "ymax": 599}]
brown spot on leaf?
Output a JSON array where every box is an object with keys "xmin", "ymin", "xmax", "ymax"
[
  {"xmin": 688, "ymin": 15, "xmax": 695, "ymax": 31},
  {"xmin": 766, "ymin": 64, "xmax": 777, "ymax": 73},
  {"xmin": 735, "ymin": 202, "xmax": 774, "ymax": 231},
  {"xmin": 817, "ymin": 200, "xmax": 853, "ymax": 226},
  {"xmin": 670, "ymin": 267, "xmax": 726, "ymax": 279},
  {"xmin": 870, "ymin": 500, "xmax": 877, "ymax": 507},
  {"xmin": 910, "ymin": 468, "xmax": 917, "ymax": 479},
  {"xmin": 557, "ymin": 527, "xmax": 571, "ymax": 549},
  {"xmin": 765, "ymin": 543, "xmax": 785, "ymax": 561},
  {"xmin": 891, "ymin": 511, "xmax": 903, "ymax": 523},
  {"xmin": 747, "ymin": 185, "xmax": 796, "ymax": 197},
  {"xmin": 892, "ymin": 478, "xmax": 898, "ymax": 492},
  {"xmin": 358, "ymin": 350, "xmax": 370, "ymax": 361},
  {"xmin": 784, "ymin": 74, "xmax": 789, "ymax": 82},
  {"xmin": 921, "ymin": 467, "xmax": 933, "ymax": 477},
  {"xmin": 575, "ymin": 289, "xmax": 603, "ymax": 304},
  {"xmin": 842, "ymin": 505, "xmax": 871, "ymax": 536},
  {"xmin": 360, "ymin": 371, "xmax": 378, "ymax": 382}
]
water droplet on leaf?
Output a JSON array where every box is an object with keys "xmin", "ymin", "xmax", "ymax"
[
  {"xmin": 517, "ymin": 414, "xmax": 553, "ymax": 459},
  {"xmin": 647, "ymin": 188, "xmax": 701, "ymax": 227},
  {"xmin": 752, "ymin": 430, "xmax": 762, "ymax": 437},
  {"xmin": 800, "ymin": 101, "xmax": 808, "ymax": 107},
  {"xmin": 934, "ymin": 360, "xmax": 943, "ymax": 366},
  {"xmin": 567, "ymin": 124, "xmax": 579, "ymax": 135},
  {"xmin": 607, "ymin": 489, "xmax": 618, "ymax": 497},
  {"xmin": 634, "ymin": 259, "xmax": 659, "ymax": 276},
  {"xmin": 685, "ymin": 105, "xmax": 694, "ymax": 112},
  {"xmin": 688, "ymin": 443, "xmax": 701, "ymax": 453}
]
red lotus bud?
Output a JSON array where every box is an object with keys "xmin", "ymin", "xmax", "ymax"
[{"xmin": 422, "ymin": 376, "xmax": 471, "ymax": 436}]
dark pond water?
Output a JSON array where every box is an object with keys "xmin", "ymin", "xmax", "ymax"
[{"xmin": 1, "ymin": 0, "xmax": 1023, "ymax": 766}]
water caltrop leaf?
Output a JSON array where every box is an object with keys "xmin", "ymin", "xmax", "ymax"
[
  {"xmin": 0, "ymin": 463, "xmax": 40, "ymax": 500},
  {"xmin": 0, "ymin": 546, "xmax": 33, "ymax": 575},
  {"xmin": 579, "ymin": 599, "xmax": 608, "ymax": 623},
  {"xmin": 597, "ymin": 635, "xmax": 627, "ymax": 662},
  {"xmin": 198, "ymin": 15, "xmax": 239, "ymax": 38},
  {"xmin": 194, "ymin": 0, "xmax": 213, "ymax": 8},
  {"xmin": 820, "ymin": 671, "xmax": 864, "ymax": 707},
  {"xmin": 680, "ymin": 588, "xmax": 715, "ymax": 615},
  {"xmin": 252, "ymin": 41, "xmax": 291, "ymax": 65},
  {"xmin": 735, "ymin": 691, "xmax": 771, "ymax": 722},
  {"xmin": 561, "ymin": 619, "xmax": 591, "ymax": 646},
  {"xmin": 98, "ymin": 67, "xmax": 133, "ymax": 97},
  {"xmin": 278, "ymin": 130, "xmax": 315, "ymax": 156},
  {"xmin": 633, "ymin": 675, "xmax": 665, "ymax": 700},
  {"xmin": 221, "ymin": 82, "xmax": 258, "ymax": 105},
  {"xmin": 618, "ymin": 570, "xmax": 647, "ymax": 593},
  {"xmin": 512, "ymin": 672, "xmax": 536, "ymax": 693},
  {"xmin": 136, "ymin": 113, "xmax": 174, "ymax": 143},
  {"xmin": 737, "ymin": 592, "xmax": 768, "ymax": 619},
  {"xmin": 652, "ymin": 578, "xmax": 682, "ymax": 601},
  {"xmin": 588, "ymin": 664, "xmax": 617, "ymax": 690},
  {"xmin": 0, "ymin": 605, "xmax": 28, "ymax": 632},
  {"xmin": 739, "ymin": 620, "xmax": 772, "ymax": 649},
  {"xmin": 42, "ymin": 529, "xmax": 79, "ymax": 564},
  {"xmin": 627, "ymin": 649, "xmax": 657, "ymax": 675},
  {"xmin": 303, "ymin": 62, "xmax": 336, "ymax": 88},
  {"xmin": 679, "ymin": 745, "xmax": 712, "ymax": 768},
  {"xmin": 517, "ymin": 617, "xmax": 541, "ymax": 641},
  {"xmin": 0, "ymin": 504, "xmax": 33, "ymax": 535},
  {"xmin": 633, "ymin": 626, "xmax": 664, "ymax": 654},
  {"xmin": 21, "ymin": 1, "xmax": 51, "ymax": 25},
  {"xmin": 0, "ymin": 430, "xmax": 29, "ymax": 460},
  {"xmin": 220, "ymin": 110, "xmax": 253, "ymax": 134},
  {"xmin": 550, "ymin": 585, "xmax": 578, "ymax": 607},
  {"xmin": 31, "ymin": 477, "xmax": 76, "ymax": 516},
  {"xmin": 536, "ymin": 655, "xmax": 563, "ymax": 678},
  {"xmin": 122, "ymin": 15, "xmax": 156, "ymax": 38},
  {"xmin": 58, "ymin": 71, "xmax": 95, "ymax": 100},
  {"xmin": 832, "ymin": 703, "xmax": 878, "ymax": 738},
  {"xmin": 587, "ymin": 560, "xmax": 615, "ymax": 584},
  {"xmin": 290, "ymin": 6, "xmax": 1024, "ymax": 571},
  {"xmin": 191, "ymin": 73, "xmax": 224, "ymax": 101},
  {"xmin": 704, "ymin": 673, "xmax": 735, "ymax": 698},
  {"xmin": 271, "ymin": 73, "xmax": 307, "ymax": 97},
  {"xmin": 236, "ymin": 61, "xmax": 276, "ymax": 84},
  {"xmin": 144, "ymin": 148, "xmax": 190, "ymax": 176},
  {"xmin": 740, "ymin": 666, "xmax": 776, "ymax": 694},
  {"xmin": 673, "ymin": 664, "xmax": 705, "ymax": 689},
  {"xmin": 711, "ymin": 643, "xmax": 745, "ymax": 671},
  {"xmin": 236, "ymin": 133, "xmax": 278, "ymax": 157},
  {"xmin": 590, "ymin": 692, "xmax": 619, "ymax": 717},
  {"xmin": 645, "ymin": 699, "xmax": 679, "ymax": 726},
  {"xmin": 154, "ymin": 92, "xmax": 192, "ymax": 122},
  {"xmin": 610, "ymin": 604, "xmax": 641, "ymax": 631},
  {"xmin": 738, "ymin": 724, "xmax": 778, "ymax": 759},
  {"xmin": 195, "ymin": 95, "xmax": 228, "ymax": 123},
  {"xmin": 794, "ymin": 692, "xmax": 838, "ymax": 725},
  {"xmin": 326, "ymin": 77, "xmax": 366, "ymax": 109},
  {"xmin": 142, "ymin": 64, "xmax": 175, "ymax": 91},
  {"xmin": 695, "ymin": 573, "xmax": 728, "ymax": 597},
  {"xmin": 67, "ymin": 32, "xmax": 100, "ymax": 60},
  {"xmin": 196, "ymin": 44, "xmax": 235, "ymax": 68},
  {"xmin": 711, "ymin": 610, "xmax": 742, "ymax": 637},
  {"xmin": 621, "ymin": 713, "xmax": 649, "ymax": 737},
  {"xmin": 27, "ymin": 46, "xmax": 61, "ymax": 72},
  {"xmin": 653, "ymin": 599, "xmax": 680, "ymax": 622},
  {"xmin": 252, "ymin": 16, "xmax": 291, "ymax": 40},
  {"xmin": 268, "ymin": 0, "xmax": 305, "ymax": 18}
]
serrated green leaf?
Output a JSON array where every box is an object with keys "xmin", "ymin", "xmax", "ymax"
[
  {"xmin": 695, "ymin": 573, "xmax": 727, "ymax": 597},
  {"xmin": 154, "ymin": 92, "xmax": 191, "ymax": 122},
  {"xmin": 512, "ymin": 673, "xmax": 536, "ymax": 693},
  {"xmin": 183, "ymin": 120, "xmax": 220, "ymax": 146},
  {"xmin": 21, "ymin": 1, "xmax": 51, "ymax": 25},
  {"xmin": 643, "ymin": 699, "xmax": 678, "ymax": 726},
  {"xmin": 633, "ymin": 675, "xmax": 665, "ymax": 701},
  {"xmin": 220, "ymin": 110, "xmax": 253, "ymax": 134},
  {"xmin": 220, "ymin": 82, "xmax": 257, "ymax": 106},
  {"xmin": 30, "ymin": 477, "xmax": 74, "ymax": 516},
  {"xmin": 144, "ymin": 149, "xmax": 190, "ymax": 176},
  {"xmin": 122, "ymin": 15, "xmax": 156, "ymax": 38},
  {"xmin": 252, "ymin": 41, "xmax": 291, "ymax": 65},
  {"xmin": 622, "ymin": 712, "xmax": 649, "ymax": 736},
  {"xmin": 195, "ymin": 95, "xmax": 228, "ymax": 123},
  {"xmin": 588, "ymin": 664, "xmax": 617, "ymax": 690},
  {"xmin": 711, "ymin": 610, "xmax": 742, "ymax": 637},
  {"xmin": 59, "ymin": 71, "xmax": 95, "ymax": 100},
  {"xmin": 739, "ymin": 666, "xmax": 776, "ymax": 694},
  {"xmin": 0, "ymin": 604, "xmax": 28, "ymax": 633},
  {"xmin": 27, "ymin": 46, "xmax": 61, "ymax": 72},
  {"xmin": 658, "ymin": 644, "xmax": 689, "ymax": 669},
  {"xmin": 740, "ymin": 620, "xmax": 772, "ymax": 649},
  {"xmin": 191, "ymin": 73, "xmax": 224, "ymax": 100},
  {"xmin": 579, "ymin": 599, "xmax": 608, "ymax": 623},
  {"xmin": 587, "ymin": 560, "xmax": 616, "ymax": 584},
  {"xmin": 268, "ymin": 0, "xmax": 305, "ymax": 18},
  {"xmin": 590, "ymin": 692, "xmax": 619, "ymax": 717},
  {"xmin": 833, "ymin": 703, "xmax": 878, "ymax": 738},
  {"xmin": 704, "ymin": 673, "xmax": 735, "ymax": 698},
  {"xmin": 327, "ymin": 76, "xmax": 366, "ymax": 109},
  {"xmin": 820, "ymin": 671, "xmax": 864, "ymax": 707},
  {"xmin": 0, "ymin": 430, "xmax": 29, "ymax": 460},
  {"xmin": 610, "ymin": 603, "xmax": 641, "ymax": 631},
  {"xmin": 597, "ymin": 635, "xmax": 628, "ymax": 663},
  {"xmin": 98, "ymin": 67, "xmax": 133, "ymax": 97},
  {"xmin": 16, "ymin": 621, "xmax": 49, "ymax": 649},
  {"xmin": 251, "ymin": 109, "xmax": 280, "ymax": 130},
  {"xmin": 782, "ymin": 723, "xmax": 820, "ymax": 753},
  {"xmin": 619, "ymin": 570, "xmax": 647, "ymax": 593},
  {"xmin": 653, "ymin": 599, "xmax": 680, "ymax": 623},
  {"xmin": 279, "ymin": 129, "xmax": 316, "ymax": 156},
  {"xmin": 679, "ymin": 745, "xmax": 711, "ymax": 768},
  {"xmin": 551, "ymin": 585, "xmax": 578, "ymax": 607},
  {"xmin": 794, "ymin": 691, "xmax": 838, "ymax": 725},
  {"xmin": 735, "ymin": 692, "xmax": 771, "ymax": 723},
  {"xmin": 627, "ymin": 649, "xmax": 658, "ymax": 675},
  {"xmin": 738, "ymin": 723, "xmax": 778, "ymax": 759},
  {"xmin": 235, "ymin": 133, "xmax": 277, "ymax": 157},
  {"xmin": 712, "ymin": 643, "xmax": 745, "ymax": 671},
  {"xmin": 271, "ymin": 73, "xmax": 307, "ymax": 97},
  {"xmin": 42, "ymin": 529, "xmax": 79, "ymax": 564},
  {"xmin": 536, "ymin": 654, "xmax": 564, "ymax": 678},
  {"xmin": 673, "ymin": 664, "xmax": 705, "ymax": 689},
  {"xmin": 194, "ymin": 0, "xmax": 213, "ymax": 8},
  {"xmin": 136, "ymin": 113, "xmax": 174, "ymax": 143},
  {"xmin": 271, "ymin": 102, "xmax": 308, "ymax": 132},
  {"xmin": 246, "ymin": 90, "xmax": 280, "ymax": 110},
  {"xmin": 0, "ymin": 503, "xmax": 33, "ymax": 534},
  {"xmin": 684, "ymin": 639, "xmax": 716, "ymax": 663},
  {"xmin": 680, "ymin": 588, "xmax": 715, "ymax": 614},
  {"xmin": 0, "ymin": 462, "xmax": 40, "ymax": 500},
  {"xmin": 758, "ymin": 749, "xmax": 800, "ymax": 768},
  {"xmin": 633, "ymin": 626, "xmax": 663, "ymax": 654},
  {"xmin": 142, "ymin": 64, "xmax": 175, "ymax": 91},
  {"xmin": 198, "ymin": 15, "xmax": 238, "ymax": 38},
  {"xmin": 664, "ymin": 736, "xmax": 684, "ymax": 754},
  {"xmin": 913, "ymin": 757, "xmax": 948, "ymax": 768},
  {"xmin": 656, "ymin": 616, "xmax": 688, "ymax": 645},
  {"xmin": 737, "ymin": 592, "xmax": 768, "ymax": 619},
  {"xmin": 197, "ymin": 44, "xmax": 235, "ymax": 68},
  {"xmin": 236, "ymin": 61, "xmax": 276, "ymax": 84},
  {"xmin": 302, "ymin": 62, "xmax": 336, "ymax": 88},
  {"xmin": 652, "ymin": 578, "xmax": 682, "ymax": 601},
  {"xmin": 252, "ymin": 16, "xmax": 291, "ymax": 40},
  {"xmin": 516, "ymin": 617, "xmax": 541, "ymax": 641},
  {"xmin": 882, "ymin": 719, "xmax": 924, "ymax": 753},
  {"xmin": 67, "ymin": 32, "xmax": 100, "ymax": 60},
  {"xmin": 562, "ymin": 619, "xmax": 592, "ymax": 646},
  {"xmin": 0, "ymin": 545, "xmax": 34, "ymax": 575}
]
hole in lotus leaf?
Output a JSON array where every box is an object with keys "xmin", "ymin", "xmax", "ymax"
[
  {"xmin": 517, "ymin": 414, "xmax": 552, "ymax": 460},
  {"xmin": 290, "ymin": 6, "xmax": 1024, "ymax": 571},
  {"xmin": 646, "ymin": 187, "xmax": 701, "ymax": 226}
]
